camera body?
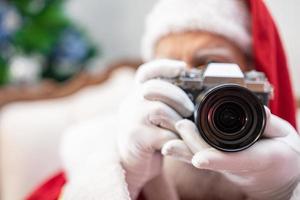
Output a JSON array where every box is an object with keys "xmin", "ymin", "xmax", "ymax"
[{"xmin": 162, "ymin": 63, "xmax": 273, "ymax": 152}]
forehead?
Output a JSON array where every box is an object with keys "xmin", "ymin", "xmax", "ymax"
[
  {"xmin": 154, "ymin": 31, "xmax": 250, "ymax": 70},
  {"xmin": 155, "ymin": 31, "xmax": 242, "ymax": 58}
]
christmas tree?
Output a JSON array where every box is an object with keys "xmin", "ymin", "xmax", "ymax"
[{"xmin": 0, "ymin": 0, "xmax": 97, "ymax": 85}]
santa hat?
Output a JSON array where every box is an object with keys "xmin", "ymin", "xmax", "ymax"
[
  {"xmin": 141, "ymin": 0, "xmax": 252, "ymax": 61},
  {"xmin": 141, "ymin": 0, "xmax": 297, "ymax": 129}
]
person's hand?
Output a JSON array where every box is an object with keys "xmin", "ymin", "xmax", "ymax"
[
  {"xmin": 163, "ymin": 107, "xmax": 300, "ymax": 200},
  {"xmin": 117, "ymin": 59, "xmax": 194, "ymax": 199}
]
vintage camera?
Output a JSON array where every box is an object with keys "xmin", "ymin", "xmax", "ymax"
[{"xmin": 163, "ymin": 63, "xmax": 273, "ymax": 152}]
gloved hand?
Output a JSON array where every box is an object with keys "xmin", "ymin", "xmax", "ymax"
[
  {"xmin": 163, "ymin": 108, "xmax": 300, "ymax": 200},
  {"xmin": 117, "ymin": 59, "xmax": 194, "ymax": 199}
]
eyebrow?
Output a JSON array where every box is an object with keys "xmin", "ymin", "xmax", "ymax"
[{"xmin": 194, "ymin": 47, "xmax": 236, "ymax": 61}]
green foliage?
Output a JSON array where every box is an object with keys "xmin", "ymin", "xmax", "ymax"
[
  {"xmin": 0, "ymin": 0, "xmax": 98, "ymax": 85},
  {"xmin": 0, "ymin": 57, "xmax": 8, "ymax": 85},
  {"xmin": 12, "ymin": 0, "xmax": 71, "ymax": 54}
]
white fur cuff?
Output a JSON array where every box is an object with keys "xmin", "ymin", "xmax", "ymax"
[
  {"xmin": 61, "ymin": 153, "xmax": 131, "ymax": 200},
  {"xmin": 60, "ymin": 116, "xmax": 131, "ymax": 200}
]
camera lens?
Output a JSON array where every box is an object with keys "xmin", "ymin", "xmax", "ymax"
[
  {"xmin": 194, "ymin": 84, "xmax": 266, "ymax": 152},
  {"xmin": 213, "ymin": 102, "xmax": 246, "ymax": 134}
]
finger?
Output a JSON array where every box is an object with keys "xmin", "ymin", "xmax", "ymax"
[
  {"xmin": 142, "ymin": 79, "xmax": 194, "ymax": 117},
  {"xmin": 147, "ymin": 100, "xmax": 183, "ymax": 132},
  {"xmin": 135, "ymin": 59, "xmax": 186, "ymax": 83},
  {"xmin": 192, "ymin": 139, "xmax": 275, "ymax": 172},
  {"xmin": 264, "ymin": 107, "xmax": 300, "ymax": 153},
  {"xmin": 263, "ymin": 106, "xmax": 294, "ymax": 138},
  {"xmin": 175, "ymin": 119, "xmax": 211, "ymax": 153},
  {"xmin": 262, "ymin": 107, "xmax": 300, "ymax": 153},
  {"xmin": 152, "ymin": 129, "xmax": 178, "ymax": 150},
  {"xmin": 161, "ymin": 139, "xmax": 193, "ymax": 163}
]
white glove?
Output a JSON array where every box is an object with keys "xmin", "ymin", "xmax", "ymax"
[
  {"xmin": 117, "ymin": 59, "xmax": 194, "ymax": 199},
  {"xmin": 163, "ymin": 107, "xmax": 300, "ymax": 200}
]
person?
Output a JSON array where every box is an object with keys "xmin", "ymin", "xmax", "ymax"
[{"xmin": 27, "ymin": 0, "xmax": 300, "ymax": 199}]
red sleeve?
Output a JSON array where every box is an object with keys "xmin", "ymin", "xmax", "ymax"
[
  {"xmin": 26, "ymin": 172, "xmax": 148, "ymax": 200},
  {"xmin": 26, "ymin": 172, "xmax": 66, "ymax": 200}
]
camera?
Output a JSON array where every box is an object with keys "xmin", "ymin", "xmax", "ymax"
[{"xmin": 162, "ymin": 63, "xmax": 273, "ymax": 152}]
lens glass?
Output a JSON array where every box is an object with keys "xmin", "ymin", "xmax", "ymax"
[
  {"xmin": 194, "ymin": 84, "xmax": 266, "ymax": 152},
  {"xmin": 213, "ymin": 102, "xmax": 246, "ymax": 134}
]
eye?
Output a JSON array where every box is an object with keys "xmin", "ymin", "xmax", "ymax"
[
  {"xmin": 190, "ymin": 56, "xmax": 208, "ymax": 68},
  {"xmin": 191, "ymin": 48, "xmax": 240, "ymax": 68}
]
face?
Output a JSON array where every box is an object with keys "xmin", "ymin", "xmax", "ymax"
[{"xmin": 155, "ymin": 31, "xmax": 252, "ymax": 71}]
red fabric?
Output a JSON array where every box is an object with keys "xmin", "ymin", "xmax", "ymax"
[
  {"xmin": 26, "ymin": 172, "xmax": 66, "ymax": 200},
  {"xmin": 26, "ymin": 1, "xmax": 297, "ymax": 200},
  {"xmin": 26, "ymin": 171, "xmax": 147, "ymax": 200},
  {"xmin": 249, "ymin": 0, "xmax": 297, "ymax": 129}
]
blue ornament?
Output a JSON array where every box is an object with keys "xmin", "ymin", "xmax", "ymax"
[
  {"xmin": 0, "ymin": 2, "xmax": 21, "ymax": 58},
  {"xmin": 0, "ymin": 3, "xmax": 20, "ymax": 42},
  {"xmin": 49, "ymin": 27, "xmax": 91, "ymax": 76},
  {"xmin": 54, "ymin": 28, "xmax": 89, "ymax": 63}
]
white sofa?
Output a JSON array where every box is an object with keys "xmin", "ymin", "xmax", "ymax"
[{"xmin": 0, "ymin": 68, "xmax": 135, "ymax": 200}]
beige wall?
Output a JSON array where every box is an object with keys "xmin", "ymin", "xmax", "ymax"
[
  {"xmin": 65, "ymin": 0, "xmax": 156, "ymax": 67},
  {"xmin": 265, "ymin": 0, "xmax": 300, "ymax": 97}
]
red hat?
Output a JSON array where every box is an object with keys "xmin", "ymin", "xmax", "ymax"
[{"xmin": 249, "ymin": 0, "xmax": 297, "ymax": 128}]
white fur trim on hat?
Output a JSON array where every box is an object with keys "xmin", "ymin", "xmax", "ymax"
[{"xmin": 141, "ymin": 0, "xmax": 251, "ymax": 61}]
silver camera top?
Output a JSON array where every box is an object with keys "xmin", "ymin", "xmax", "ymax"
[{"xmin": 165, "ymin": 63, "xmax": 273, "ymax": 97}]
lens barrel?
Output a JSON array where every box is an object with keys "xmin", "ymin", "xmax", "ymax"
[{"xmin": 194, "ymin": 84, "xmax": 266, "ymax": 152}]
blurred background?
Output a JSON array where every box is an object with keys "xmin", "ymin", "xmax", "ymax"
[
  {"xmin": 0, "ymin": 0, "xmax": 299, "ymax": 95},
  {"xmin": 0, "ymin": 0, "xmax": 299, "ymax": 200}
]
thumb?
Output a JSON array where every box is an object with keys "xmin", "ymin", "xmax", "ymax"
[{"xmin": 263, "ymin": 106, "xmax": 291, "ymax": 138}]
